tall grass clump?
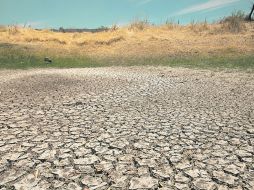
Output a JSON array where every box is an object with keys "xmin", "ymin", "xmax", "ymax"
[
  {"xmin": 188, "ymin": 19, "xmax": 209, "ymax": 33},
  {"xmin": 7, "ymin": 25, "xmax": 20, "ymax": 35},
  {"xmin": 199, "ymin": 19, "xmax": 209, "ymax": 30},
  {"xmin": 129, "ymin": 18, "xmax": 150, "ymax": 31},
  {"xmin": 111, "ymin": 24, "xmax": 119, "ymax": 31},
  {"xmin": 164, "ymin": 19, "xmax": 180, "ymax": 30},
  {"xmin": 220, "ymin": 11, "xmax": 246, "ymax": 33}
]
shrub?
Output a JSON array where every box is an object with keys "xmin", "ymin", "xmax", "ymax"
[
  {"xmin": 165, "ymin": 19, "xmax": 179, "ymax": 30},
  {"xmin": 8, "ymin": 25, "xmax": 20, "ymax": 35},
  {"xmin": 220, "ymin": 11, "xmax": 246, "ymax": 33},
  {"xmin": 129, "ymin": 19, "xmax": 150, "ymax": 31},
  {"xmin": 111, "ymin": 24, "xmax": 119, "ymax": 31},
  {"xmin": 189, "ymin": 20, "xmax": 209, "ymax": 32}
]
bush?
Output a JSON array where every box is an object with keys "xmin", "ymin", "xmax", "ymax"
[
  {"xmin": 165, "ymin": 19, "xmax": 179, "ymax": 30},
  {"xmin": 220, "ymin": 11, "xmax": 246, "ymax": 33},
  {"xmin": 129, "ymin": 19, "xmax": 150, "ymax": 31},
  {"xmin": 189, "ymin": 20, "xmax": 209, "ymax": 32},
  {"xmin": 111, "ymin": 24, "xmax": 119, "ymax": 31},
  {"xmin": 8, "ymin": 25, "xmax": 20, "ymax": 35}
]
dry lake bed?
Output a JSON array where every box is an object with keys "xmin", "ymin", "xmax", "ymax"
[{"xmin": 0, "ymin": 67, "xmax": 253, "ymax": 190}]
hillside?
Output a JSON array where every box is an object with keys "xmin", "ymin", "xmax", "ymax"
[{"xmin": 0, "ymin": 21, "xmax": 254, "ymax": 69}]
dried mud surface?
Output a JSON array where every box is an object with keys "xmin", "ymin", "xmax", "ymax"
[{"xmin": 0, "ymin": 67, "xmax": 253, "ymax": 190}]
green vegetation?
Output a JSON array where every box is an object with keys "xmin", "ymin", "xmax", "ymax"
[
  {"xmin": 0, "ymin": 44, "xmax": 104, "ymax": 69},
  {"xmin": 107, "ymin": 56, "xmax": 254, "ymax": 70},
  {"xmin": 0, "ymin": 45, "xmax": 253, "ymax": 70}
]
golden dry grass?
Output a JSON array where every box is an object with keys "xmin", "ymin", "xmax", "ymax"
[{"xmin": 0, "ymin": 22, "xmax": 254, "ymax": 58}]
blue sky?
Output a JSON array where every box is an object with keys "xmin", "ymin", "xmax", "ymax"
[{"xmin": 0, "ymin": 0, "xmax": 252, "ymax": 28}]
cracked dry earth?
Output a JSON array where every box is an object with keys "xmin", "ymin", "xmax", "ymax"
[{"xmin": 0, "ymin": 67, "xmax": 253, "ymax": 190}]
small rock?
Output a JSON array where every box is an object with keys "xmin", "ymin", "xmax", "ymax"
[
  {"xmin": 235, "ymin": 150, "xmax": 252, "ymax": 158},
  {"xmin": 67, "ymin": 183, "xmax": 82, "ymax": 190},
  {"xmin": 213, "ymin": 171, "xmax": 237, "ymax": 186},
  {"xmin": 2, "ymin": 152, "xmax": 23, "ymax": 161},
  {"xmin": 184, "ymin": 168, "xmax": 200, "ymax": 178},
  {"xmin": 170, "ymin": 155, "xmax": 182, "ymax": 163},
  {"xmin": 175, "ymin": 161, "xmax": 191, "ymax": 170},
  {"xmin": 52, "ymin": 180, "xmax": 65, "ymax": 188},
  {"xmin": 136, "ymin": 158, "xmax": 157, "ymax": 168},
  {"xmin": 74, "ymin": 155, "xmax": 100, "ymax": 165},
  {"xmin": 193, "ymin": 179, "xmax": 217, "ymax": 190},
  {"xmin": 152, "ymin": 166, "xmax": 174, "ymax": 179},
  {"xmin": 14, "ymin": 174, "xmax": 40, "ymax": 190},
  {"xmin": 38, "ymin": 150, "xmax": 56, "ymax": 161},
  {"xmin": 94, "ymin": 161, "xmax": 114, "ymax": 172},
  {"xmin": 110, "ymin": 176, "xmax": 129, "ymax": 189},
  {"xmin": 175, "ymin": 173, "xmax": 190, "ymax": 183},
  {"xmin": 138, "ymin": 167, "xmax": 150, "ymax": 176},
  {"xmin": 110, "ymin": 140, "xmax": 129, "ymax": 149},
  {"xmin": 129, "ymin": 177, "xmax": 158, "ymax": 189},
  {"xmin": 76, "ymin": 165, "xmax": 94, "ymax": 174},
  {"xmin": 52, "ymin": 167, "xmax": 79, "ymax": 180},
  {"xmin": 0, "ymin": 169, "xmax": 26, "ymax": 185},
  {"xmin": 90, "ymin": 182, "xmax": 107, "ymax": 190},
  {"xmin": 175, "ymin": 183, "xmax": 189, "ymax": 190},
  {"xmin": 224, "ymin": 164, "xmax": 240, "ymax": 176},
  {"xmin": 81, "ymin": 175, "xmax": 104, "ymax": 188},
  {"xmin": 247, "ymin": 128, "xmax": 254, "ymax": 134},
  {"xmin": 217, "ymin": 185, "xmax": 229, "ymax": 190}
]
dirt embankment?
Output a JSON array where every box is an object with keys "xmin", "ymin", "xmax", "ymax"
[{"xmin": 0, "ymin": 23, "xmax": 254, "ymax": 58}]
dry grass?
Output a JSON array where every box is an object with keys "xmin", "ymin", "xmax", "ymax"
[
  {"xmin": 111, "ymin": 24, "xmax": 119, "ymax": 31},
  {"xmin": 1, "ymin": 13, "xmax": 254, "ymax": 70},
  {"xmin": 128, "ymin": 18, "xmax": 150, "ymax": 31},
  {"xmin": 219, "ymin": 11, "xmax": 247, "ymax": 33},
  {"xmin": 0, "ymin": 21, "xmax": 253, "ymax": 58},
  {"xmin": 0, "ymin": 26, "xmax": 7, "ymax": 32},
  {"xmin": 164, "ymin": 19, "xmax": 181, "ymax": 30},
  {"xmin": 8, "ymin": 26, "xmax": 20, "ymax": 35},
  {"xmin": 188, "ymin": 20, "xmax": 210, "ymax": 33}
]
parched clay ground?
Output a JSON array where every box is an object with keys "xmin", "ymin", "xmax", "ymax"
[{"xmin": 0, "ymin": 67, "xmax": 253, "ymax": 190}]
